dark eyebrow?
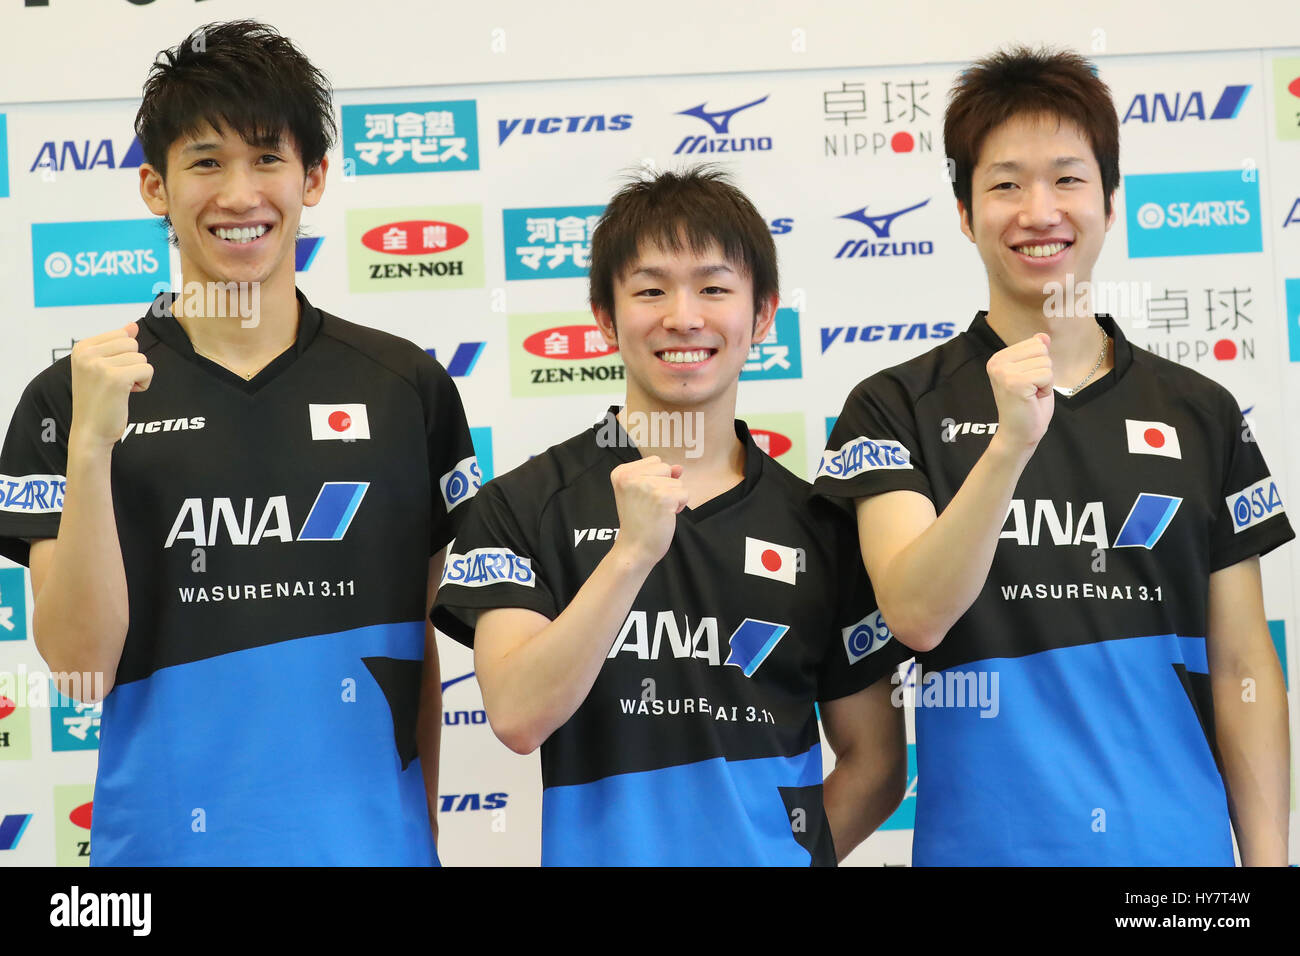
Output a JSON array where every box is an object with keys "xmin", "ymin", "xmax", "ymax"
[
  {"xmin": 629, "ymin": 263, "xmax": 738, "ymax": 280},
  {"xmin": 178, "ymin": 141, "xmax": 222, "ymax": 155},
  {"xmin": 984, "ymin": 156, "xmax": 1089, "ymax": 176}
]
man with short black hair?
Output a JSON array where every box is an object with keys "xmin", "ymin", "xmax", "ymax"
[
  {"xmin": 0, "ymin": 20, "xmax": 477, "ymax": 864},
  {"xmin": 433, "ymin": 166, "xmax": 907, "ymax": 866},
  {"xmin": 816, "ymin": 47, "xmax": 1292, "ymax": 865}
]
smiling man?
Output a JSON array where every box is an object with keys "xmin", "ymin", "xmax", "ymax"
[
  {"xmin": 0, "ymin": 21, "xmax": 478, "ymax": 864},
  {"xmin": 432, "ymin": 167, "xmax": 907, "ymax": 866},
  {"xmin": 814, "ymin": 47, "xmax": 1292, "ymax": 865}
]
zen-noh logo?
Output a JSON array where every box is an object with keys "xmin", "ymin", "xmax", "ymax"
[
  {"xmin": 510, "ymin": 313, "xmax": 624, "ymax": 397},
  {"xmin": 347, "ymin": 205, "xmax": 484, "ymax": 292}
]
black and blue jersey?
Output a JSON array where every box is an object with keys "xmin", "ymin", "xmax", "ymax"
[
  {"xmin": 814, "ymin": 312, "xmax": 1293, "ymax": 866},
  {"xmin": 432, "ymin": 409, "xmax": 904, "ymax": 866},
  {"xmin": 0, "ymin": 291, "xmax": 479, "ymax": 865}
]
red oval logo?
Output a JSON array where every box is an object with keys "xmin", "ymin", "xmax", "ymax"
[
  {"xmin": 1289, "ymin": 76, "xmax": 1300, "ymax": 99},
  {"xmin": 69, "ymin": 801, "xmax": 93, "ymax": 830},
  {"xmin": 0, "ymin": 696, "xmax": 14, "ymax": 720},
  {"xmin": 751, "ymin": 429, "xmax": 792, "ymax": 458},
  {"xmin": 361, "ymin": 221, "xmax": 468, "ymax": 255},
  {"xmin": 523, "ymin": 325, "xmax": 617, "ymax": 360}
]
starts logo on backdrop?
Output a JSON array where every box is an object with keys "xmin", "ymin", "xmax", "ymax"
[
  {"xmin": 347, "ymin": 206, "xmax": 484, "ymax": 293},
  {"xmin": 1288, "ymin": 279, "xmax": 1300, "ymax": 363},
  {"xmin": 744, "ymin": 412, "xmax": 807, "ymax": 480},
  {"xmin": 31, "ymin": 218, "xmax": 170, "ymax": 307},
  {"xmin": 1273, "ymin": 58, "xmax": 1300, "ymax": 141},
  {"xmin": 503, "ymin": 205, "xmax": 603, "ymax": 280},
  {"xmin": 509, "ymin": 313, "xmax": 623, "ymax": 398},
  {"xmin": 673, "ymin": 94, "xmax": 773, "ymax": 155},
  {"xmin": 1120, "ymin": 85, "xmax": 1251, "ymax": 124},
  {"xmin": 1125, "ymin": 171, "xmax": 1262, "ymax": 258},
  {"xmin": 740, "ymin": 308, "xmax": 802, "ymax": 381},
  {"xmin": 341, "ymin": 100, "xmax": 479, "ymax": 175},
  {"xmin": 0, "ymin": 114, "xmax": 9, "ymax": 198},
  {"xmin": 0, "ymin": 566, "xmax": 27, "ymax": 641},
  {"xmin": 54, "ymin": 785, "xmax": 93, "ymax": 867},
  {"xmin": 497, "ymin": 112, "xmax": 631, "ymax": 146}
]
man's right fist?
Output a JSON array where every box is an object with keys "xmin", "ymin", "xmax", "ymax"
[
  {"xmin": 985, "ymin": 332, "xmax": 1054, "ymax": 452},
  {"xmin": 69, "ymin": 323, "xmax": 155, "ymax": 449},
  {"xmin": 609, "ymin": 456, "xmax": 690, "ymax": 568}
]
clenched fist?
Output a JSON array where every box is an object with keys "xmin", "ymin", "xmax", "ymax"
[
  {"xmin": 69, "ymin": 323, "xmax": 154, "ymax": 451},
  {"xmin": 986, "ymin": 332, "xmax": 1054, "ymax": 452},
  {"xmin": 608, "ymin": 456, "xmax": 690, "ymax": 568}
]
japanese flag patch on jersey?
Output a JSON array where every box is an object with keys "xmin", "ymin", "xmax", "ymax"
[
  {"xmin": 1125, "ymin": 420, "xmax": 1180, "ymax": 459},
  {"xmin": 309, "ymin": 404, "xmax": 370, "ymax": 441},
  {"xmin": 743, "ymin": 536, "xmax": 798, "ymax": 585}
]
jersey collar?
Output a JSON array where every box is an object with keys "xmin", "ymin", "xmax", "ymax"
[
  {"xmin": 139, "ymin": 288, "xmax": 324, "ymax": 393},
  {"xmin": 966, "ymin": 310, "xmax": 1133, "ymax": 409},
  {"xmin": 592, "ymin": 406, "xmax": 765, "ymax": 521}
]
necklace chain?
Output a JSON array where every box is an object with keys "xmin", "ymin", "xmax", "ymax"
[{"xmin": 1066, "ymin": 328, "xmax": 1108, "ymax": 397}]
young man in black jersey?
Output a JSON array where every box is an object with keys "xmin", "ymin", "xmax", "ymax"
[
  {"xmin": 433, "ymin": 167, "xmax": 906, "ymax": 865},
  {"xmin": 815, "ymin": 47, "xmax": 1292, "ymax": 865},
  {"xmin": 0, "ymin": 21, "xmax": 477, "ymax": 864}
]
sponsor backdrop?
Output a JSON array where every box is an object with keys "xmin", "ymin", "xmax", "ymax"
[{"xmin": 1, "ymin": 43, "xmax": 1298, "ymax": 867}]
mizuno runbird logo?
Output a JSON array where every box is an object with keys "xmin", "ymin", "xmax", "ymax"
[
  {"xmin": 837, "ymin": 199, "xmax": 930, "ymax": 238},
  {"xmin": 676, "ymin": 95, "xmax": 769, "ymax": 134}
]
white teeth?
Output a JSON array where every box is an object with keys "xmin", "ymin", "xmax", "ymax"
[
  {"xmin": 1019, "ymin": 242, "xmax": 1067, "ymax": 258},
  {"xmin": 659, "ymin": 349, "xmax": 710, "ymax": 364},
  {"xmin": 215, "ymin": 225, "xmax": 269, "ymax": 243}
]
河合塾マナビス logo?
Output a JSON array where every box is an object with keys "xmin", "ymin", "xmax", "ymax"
[
  {"xmin": 740, "ymin": 308, "xmax": 802, "ymax": 381},
  {"xmin": 341, "ymin": 100, "xmax": 479, "ymax": 175},
  {"xmin": 31, "ymin": 218, "xmax": 169, "ymax": 307},
  {"xmin": 1125, "ymin": 170, "xmax": 1262, "ymax": 258},
  {"xmin": 503, "ymin": 205, "xmax": 603, "ymax": 280}
]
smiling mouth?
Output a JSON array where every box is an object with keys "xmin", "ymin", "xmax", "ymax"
[
  {"xmin": 1013, "ymin": 241, "xmax": 1072, "ymax": 258},
  {"xmin": 657, "ymin": 348, "xmax": 716, "ymax": 364},
  {"xmin": 212, "ymin": 225, "xmax": 270, "ymax": 244}
]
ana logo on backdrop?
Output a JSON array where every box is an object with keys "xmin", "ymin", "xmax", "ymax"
[
  {"xmin": 1121, "ymin": 85, "xmax": 1251, "ymax": 124},
  {"xmin": 426, "ymin": 342, "xmax": 485, "ymax": 377},
  {"xmin": 341, "ymin": 101, "xmax": 479, "ymax": 176},
  {"xmin": 1125, "ymin": 171, "xmax": 1262, "ymax": 258},
  {"xmin": 31, "ymin": 219, "xmax": 170, "ymax": 307},
  {"xmin": 295, "ymin": 237, "xmax": 323, "ymax": 271},
  {"xmin": 503, "ymin": 205, "xmax": 603, "ymax": 280},
  {"xmin": 497, "ymin": 112, "xmax": 631, "ymax": 145},
  {"xmin": 673, "ymin": 95, "xmax": 772, "ymax": 155},
  {"xmin": 29, "ymin": 133, "xmax": 144, "ymax": 174}
]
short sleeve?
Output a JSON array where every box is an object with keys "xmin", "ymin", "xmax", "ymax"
[
  {"xmin": 815, "ymin": 510, "xmax": 911, "ymax": 702},
  {"xmin": 813, "ymin": 372, "xmax": 933, "ymax": 505},
  {"xmin": 430, "ymin": 478, "xmax": 560, "ymax": 648},
  {"xmin": 1209, "ymin": 390, "xmax": 1294, "ymax": 571},
  {"xmin": 419, "ymin": 357, "xmax": 480, "ymax": 554},
  {"xmin": 0, "ymin": 364, "xmax": 73, "ymax": 566}
]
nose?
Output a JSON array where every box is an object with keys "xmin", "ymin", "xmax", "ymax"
[
  {"xmin": 661, "ymin": 288, "xmax": 704, "ymax": 333},
  {"xmin": 1018, "ymin": 180, "xmax": 1062, "ymax": 231},
  {"xmin": 216, "ymin": 161, "xmax": 260, "ymax": 212}
]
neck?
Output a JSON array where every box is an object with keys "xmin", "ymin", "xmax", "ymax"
[
  {"xmin": 172, "ymin": 264, "xmax": 298, "ymax": 365},
  {"xmin": 618, "ymin": 387, "xmax": 744, "ymax": 478},
  {"xmin": 985, "ymin": 280, "xmax": 1111, "ymax": 390}
]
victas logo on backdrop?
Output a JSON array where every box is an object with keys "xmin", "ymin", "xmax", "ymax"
[
  {"xmin": 1125, "ymin": 171, "xmax": 1262, "ymax": 258},
  {"xmin": 502, "ymin": 205, "xmax": 603, "ymax": 280},
  {"xmin": 834, "ymin": 199, "xmax": 934, "ymax": 258},
  {"xmin": 673, "ymin": 95, "xmax": 772, "ymax": 154},
  {"xmin": 31, "ymin": 219, "xmax": 170, "ymax": 307},
  {"xmin": 497, "ymin": 112, "xmax": 631, "ymax": 145},
  {"xmin": 1121, "ymin": 85, "xmax": 1251, "ymax": 124},
  {"xmin": 341, "ymin": 101, "xmax": 479, "ymax": 175}
]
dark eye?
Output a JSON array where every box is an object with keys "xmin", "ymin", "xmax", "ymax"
[
  {"xmin": 635, "ymin": 288, "xmax": 663, "ymax": 297},
  {"xmin": 260, "ymin": 153, "xmax": 283, "ymax": 164},
  {"xmin": 192, "ymin": 158, "xmax": 219, "ymax": 169},
  {"xmin": 702, "ymin": 286, "xmax": 729, "ymax": 295},
  {"xmin": 1058, "ymin": 176, "xmax": 1081, "ymax": 184},
  {"xmin": 992, "ymin": 181, "xmax": 1017, "ymax": 191}
]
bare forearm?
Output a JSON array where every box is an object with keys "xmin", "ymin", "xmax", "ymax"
[
  {"xmin": 823, "ymin": 752, "xmax": 906, "ymax": 862},
  {"xmin": 1212, "ymin": 661, "xmax": 1290, "ymax": 865},
  {"xmin": 417, "ymin": 624, "xmax": 442, "ymax": 837},
  {"xmin": 877, "ymin": 434, "xmax": 1032, "ymax": 650},
  {"xmin": 479, "ymin": 541, "xmax": 654, "ymax": 753},
  {"xmin": 31, "ymin": 436, "xmax": 128, "ymax": 696}
]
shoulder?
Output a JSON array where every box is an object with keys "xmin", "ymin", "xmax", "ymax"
[
  {"xmin": 314, "ymin": 310, "xmax": 452, "ymax": 395},
  {"xmin": 843, "ymin": 330, "xmax": 989, "ymax": 411},
  {"xmin": 757, "ymin": 453, "xmax": 859, "ymax": 538},
  {"xmin": 479, "ymin": 428, "xmax": 610, "ymax": 511},
  {"xmin": 15, "ymin": 357, "xmax": 73, "ymax": 414},
  {"xmin": 1127, "ymin": 344, "xmax": 1241, "ymax": 422}
]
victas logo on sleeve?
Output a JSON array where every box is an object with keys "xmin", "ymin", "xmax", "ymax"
[
  {"xmin": 1125, "ymin": 420, "xmax": 1181, "ymax": 458},
  {"xmin": 1225, "ymin": 477, "xmax": 1285, "ymax": 534},
  {"xmin": 309, "ymin": 404, "xmax": 369, "ymax": 441}
]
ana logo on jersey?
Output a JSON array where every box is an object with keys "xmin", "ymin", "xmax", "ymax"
[
  {"xmin": 442, "ymin": 547, "xmax": 535, "ymax": 588},
  {"xmin": 607, "ymin": 610, "xmax": 790, "ymax": 677},
  {"xmin": 1226, "ymin": 477, "xmax": 1285, "ymax": 534},
  {"xmin": 309, "ymin": 404, "xmax": 370, "ymax": 441},
  {"xmin": 842, "ymin": 608, "xmax": 894, "ymax": 665},
  {"xmin": 743, "ymin": 537, "xmax": 800, "ymax": 585},
  {"xmin": 1000, "ymin": 493, "xmax": 1182, "ymax": 550},
  {"xmin": 163, "ymin": 482, "xmax": 369, "ymax": 548},
  {"xmin": 1125, "ymin": 420, "xmax": 1181, "ymax": 458}
]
